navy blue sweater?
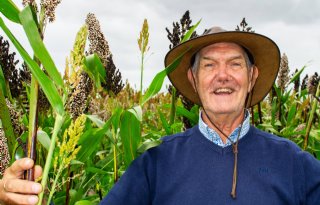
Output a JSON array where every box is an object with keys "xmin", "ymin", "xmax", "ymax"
[{"xmin": 100, "ymin": 126, "xmax": 320, "ymax": 205}]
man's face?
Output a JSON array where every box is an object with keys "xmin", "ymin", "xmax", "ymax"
[{"xmin": 188, "ymin": 42, "xmax": 258, "ymax": 118}]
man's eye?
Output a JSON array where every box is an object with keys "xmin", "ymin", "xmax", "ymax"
[{"xmin": 231, "ymin": 62, "xmax": 242, "ymax": 67}]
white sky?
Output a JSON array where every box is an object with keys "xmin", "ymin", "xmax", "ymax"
[{"xmin": 2, "ymin": 0, "xmax": 320, "ymax": 91}]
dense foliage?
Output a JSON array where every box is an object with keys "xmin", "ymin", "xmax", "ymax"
[{"xmin": 0, "ymin": 1, "xmax": 319, "ymax": 204}]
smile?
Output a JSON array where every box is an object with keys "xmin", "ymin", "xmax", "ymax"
[{"xmin": 213, "ymin": 88, "xmax": 234, "ymax": 95}]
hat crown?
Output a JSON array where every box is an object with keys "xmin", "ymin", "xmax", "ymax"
[{"xmin": 204, "ymin": 26, "xmax": 227, "ymax": 35}]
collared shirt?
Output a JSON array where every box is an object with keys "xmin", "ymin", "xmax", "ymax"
[{"xmin": 198, "ymin": 109, "xmax": 251, "ymax": 147}]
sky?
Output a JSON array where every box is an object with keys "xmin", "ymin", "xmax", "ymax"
[{"xmin": 2, "ymin": 0, "xmax": 320, "ymax": 91}]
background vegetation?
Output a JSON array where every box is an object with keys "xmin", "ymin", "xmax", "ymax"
[{"xmin": 0, "ymin": 1, "xmax": 319, "ymax": 204}]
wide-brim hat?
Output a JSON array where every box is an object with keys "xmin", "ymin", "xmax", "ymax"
[{"xmin": 164, "ymin": 27, "xmax": 280, "ymax": 107}]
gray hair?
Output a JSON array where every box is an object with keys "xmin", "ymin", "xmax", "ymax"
[{"xmin": 191, "ymin": 48, "xmax": 254, "ymax": 73}]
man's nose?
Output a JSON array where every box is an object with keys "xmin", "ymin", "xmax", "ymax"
[{"xmin": 216, "ymin": 65, "xmax": 230, "ymax": 82}]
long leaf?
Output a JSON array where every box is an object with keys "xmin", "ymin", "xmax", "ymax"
[
  {"xmin": 84, "ymin": 54, "xmax": 106, "ymax": 90},
  {"xmin": 181, "ymin": 19, "xmax": 201, "ymax": 43},
  {"xmin": 289, "ymin": 66, "xmax": 305, "ymax": 85},
  {"xmin": 37, "ymin": 130, "xmax": 51, "ymax": 151},
  {"xmin": 120, "ymin": 110, "xmax": 141, "ymax": 167},
  {"xmin": 19, "ymin": 6, "xmax": 64, "ymax": 89},
  {"xmin": 0, "ymin": 16, "xmax": 65, "ymax": 116},
  {"xmin": 141, "ymin": 48, "xmax": 190, "ymax": 105},
  {"xmin": 0, "ymin": 64, "xmax": 7, "ymax": 97},
  {"xmin": 0, "ymin": 0, "xmax": 20, "ymax": 24}
]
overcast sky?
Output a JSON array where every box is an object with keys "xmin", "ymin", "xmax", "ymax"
[{"xmin": 3, "ymin": 0, "xmax": 320, "ymax": 90}]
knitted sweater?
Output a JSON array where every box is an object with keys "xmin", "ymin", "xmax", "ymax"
[{"xmin": 100, "ymin": 126, "xmax": 320, "ymax": 205}]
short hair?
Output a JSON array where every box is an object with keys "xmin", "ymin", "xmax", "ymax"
[{"xmin": 191, "ymin": 46, "xmax": 254, "ymax": 73}]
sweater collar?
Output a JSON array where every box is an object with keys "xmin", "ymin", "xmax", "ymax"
[{"xmin": 198, "ymin": 109, "xmax": 251, "ymax": 147}]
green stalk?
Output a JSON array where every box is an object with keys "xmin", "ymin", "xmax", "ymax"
[
  {"xmin": 26, "ymin": 76, "xmax": 39, "ymax": 181},
  {"xmin": 46, "ymin": 164, "xmax": 63, "ymax": 205},
  {"xmin": 303, "ymin": 82, "xmax": 320, "ymax": 150},
  {"xmin": 139, "ymin": 54, "xmax": 144, "ymax": 104},
  {"xmin": 112, "ymin": 128, "xmax": 118, "ymax": 183},
  {"xmin": 0, "ymin": 85, "xmax": 15, "ymax": 156},
  {"xmin": 38, "ymin": 114, "xmax": 65, "ymax": 205},
  {"xmin": 169, "ymin": 87, "xmax": 177, "ymax": 125}
]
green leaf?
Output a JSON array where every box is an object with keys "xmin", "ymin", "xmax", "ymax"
[
  {"xmin": 137, "ymin": 140, "xmax": 162, "ymax": 154},
  {"xmin": 84, "ymin": 54, "xmax": 106, "ymax": 90},
  {"xmin": 158, "ymin": 110, "xmax": 172, "ymax": 135},
  {"xmin": 0, "ymin": 16, "xmax": 65, "ymax": 116},
  {"xmin": 86, "ymin": 115, "xmax": 105, "ymax": 128},
  {"xmin": 289, "ymin": 66, "xmax": 305, "ymax": 85},
  {"xmin": 86, "ymin": 167, "xmax": 109, "ymax": 175},
  {"xmin": 19, "ymin": 6, "xmax": 64, "ymax": 89},
  {"xmin": 175, "ymin": 105, "xmax": 198, "ymax": 124},
  {"xmin": 0, "ymin": 0, "xmax": 20, "ymax": 24},
  {"xmin": 37, "ymin": 130, "xmax": 50, "ymax": 151},
  {"xmin": 127, "ymin": 105, "xmax": 143, "ymax": 122},
  {"xmin": 74, "ymin": 200, "xmax": 95, "ymax": 205},
  {"xmin": 141, "ymin": 48, "xmax": 190, "ymax": 105},
  {"xmin": 120, "ymin": 110, "xmax": 141, "ymax": 167},
  {"xmin": 0, "ymin": 64, "xmax": 7, "ymax": 97},
  {"xmin": 181, "ymin": 19, "xmax": 201, "ymax": 43},
  {"xmin": 286, "ymin": 103, "xmax": 297, "ymax": 124}
]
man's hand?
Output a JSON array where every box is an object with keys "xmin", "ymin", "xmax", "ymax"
[{"xmin": 0, "ymin": 158, "xmax": 42, "ymax": 205}]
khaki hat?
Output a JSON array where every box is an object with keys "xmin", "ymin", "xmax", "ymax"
[{"xmin": 164, "ymin": 27, "xmax": 280, "ymax": 107}]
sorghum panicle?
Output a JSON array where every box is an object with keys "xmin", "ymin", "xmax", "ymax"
[
  {"xmin": 6, "ymin": 99, "xmax": 25, "ymax": 136},
  {"xmin": 85, "ymin": 13, "xmax": 110, "ymax": 67},
  {"xmin": 0, "ymin": 128, "xmax": 10, "ymax": 175},
  {"xmin": 86, "ymin": 13, "xmax": 124, "ymax": 95},
  {"xmin": 40, "ymin": 0, "xmax": 62, "ymax": 22},
  {"xmin": 277, "ymin": 53, "xmax": 290, "ymax": 91},
  {"xmin": 292, "ymin": 69, "xmax": 300, "ymax": 93},
  {"xmin": 68, "ymin": 72, "xmax": 93, "ymax": 119},
  {"xmin": 235, "ymin": 18, "xmax": 255, "ymax": 33},
  {"xmin": 308, "ymin": 72, "xmax": 319, "ymax": 96},
  {"xmin": 301, "ymin": 74, "xmax": 309, "ymax": 91}
]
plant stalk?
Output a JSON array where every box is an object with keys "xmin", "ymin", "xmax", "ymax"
[
  {"xmin": 303, "ymin": 82, "xmax": 320, "ymax": 150},
  {"xmin": 139, "ymin": 54, "xmax": 144, "ymax": 104},
  {"xmin": 38, "ymin": 114, "xmax": 65, "ymax": 205},
  {"xmin": 26, "ymin": 77, "xmax": 39, "ymax": 180},
  {"xmin": 169, "ymin": 87, "xmax": 177, "ymax": 125}
]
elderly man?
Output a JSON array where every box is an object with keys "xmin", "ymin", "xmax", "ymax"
[{"xmin": 1, "ymin": 27, "xmax": 320, "ymax": 205}]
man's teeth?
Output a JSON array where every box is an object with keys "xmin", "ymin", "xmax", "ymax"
[{"xmin": 214, "ymin": 88, "xmax": 233, "ymax": 94}]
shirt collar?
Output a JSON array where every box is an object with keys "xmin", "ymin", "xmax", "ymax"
[{"xmin": 198, "ymin": 109, "xmax": 251, "ymax": 147}]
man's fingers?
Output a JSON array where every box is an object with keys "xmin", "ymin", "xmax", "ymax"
[
  {"xmin": 3, "ymin": 192, "xmax": 39, "ymax": 205},
  {"xmin": 2, "ymin": 179, "xmax": 42, "ymax": 194},
  {"xmin": 34, "ymin": 165, "xmax": 42, "ymax": 180},
  {"xmin": 4, "ymin": 158, "xmax": 34, "ymax": 178}
]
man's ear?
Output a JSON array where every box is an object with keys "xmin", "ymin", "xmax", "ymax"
[
  {"xmin": 248, "ymin": 66, "xmax": 259, "ymax": 92},
  {"xmin": 187, "ymin": 68, "xmax": 197, "ymax": 92}
]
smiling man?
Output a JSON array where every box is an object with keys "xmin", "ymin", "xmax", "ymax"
[{"xmin": 0, "ymin": 27, "xmax": 320, "ymax": 205}]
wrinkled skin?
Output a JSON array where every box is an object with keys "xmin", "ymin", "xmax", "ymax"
[
  {"xmin": 0, "ymin": 158, "xmax": 42, "ymax": 205},
  {"xmin": 188, "ymin": 42, "xmax": 259, "ymax": 140}
]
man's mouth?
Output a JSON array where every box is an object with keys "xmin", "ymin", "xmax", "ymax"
[{"xmin": 213, "ymin": 88, "xmax": 234, "ymax": 95}]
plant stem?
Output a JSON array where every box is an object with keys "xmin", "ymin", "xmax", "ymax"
[
  {"xmin": 169, "ymin": 87, "xmax": 177, "ymax": 125},
  {"xmin": 303, "ymin": 82, "xmax": 320, "ymax": 150},
  {"xmin": 113, "ymin": 129, "xmax": 118, "ymax": 183},
  {"xmin": 38, "ymin": 114, "xmax": 65, "ymax": 205},
  {"xmin": 26, "ymin": 77, "xmax": 39, "ymax": 181},
  {"xmin": 139, "ymin": 54, "xmax": 144, "ymax": 104},
  {"xmin": 46, "ymin": 165, "xmax": 63, "ymax": 205}
]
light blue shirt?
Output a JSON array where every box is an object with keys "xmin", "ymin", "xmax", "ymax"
[{"xmin": 198, "ymin": 109, "xmax": 251, "ymax": 147}]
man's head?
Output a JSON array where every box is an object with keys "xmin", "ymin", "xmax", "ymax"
[
  {"xmin": 164, "ymin": 26, "xmax": 280, "ymax": 107},
  {"xmin": 187, "ymin": 42, "xmax": 259, "ymax": 118}
]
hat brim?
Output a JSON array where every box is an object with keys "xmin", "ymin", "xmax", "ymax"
[{"xmin": 164, "ymin": 31, "xmax": 280, "ymax": 107}]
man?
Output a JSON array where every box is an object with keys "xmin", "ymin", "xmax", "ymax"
[{"xmin": 1, "ymin": 27, "xmax": 320, "ymax": 204}]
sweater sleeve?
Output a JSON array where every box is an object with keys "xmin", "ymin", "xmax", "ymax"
[
  {"xmin": 298, "ymin": 150, "xmax": 320, "ymax": 205},
  {"xmin": 99, "ymin": 150, "xmax": 155, "ymax": 205}
]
